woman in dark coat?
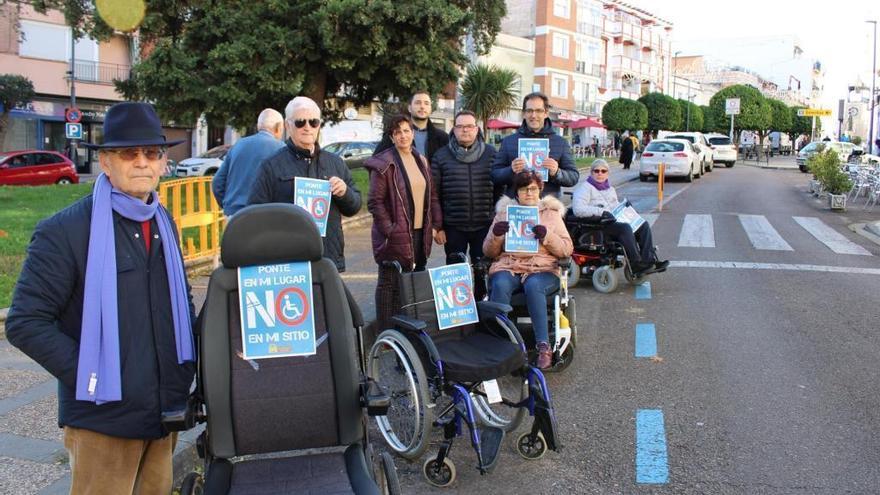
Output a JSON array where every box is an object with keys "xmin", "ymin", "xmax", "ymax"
[
  {"xmin": 364, "ymin": 115, "xmax": 443, "ymax": 331},
  {"xmin": 619, "ymin": 131, "xmax": 635, "ymax": 169}
]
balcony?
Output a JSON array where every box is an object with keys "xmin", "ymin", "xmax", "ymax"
[
  {"xmin": 72, "ymin": 60, "xmax": 131, "ymax": 85},
  {"xmin": 575, "ymin": 61, "xmax": 602, "ymax": 77},
  {"xmin": 574, "ymin": 100, "xmax": 601, "ymax": 115},
  {"xmin": 577, "ymin": 23, "xmax": 602, "ymax": 38}
]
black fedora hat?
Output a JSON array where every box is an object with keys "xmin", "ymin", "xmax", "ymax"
[{"xmin": 83, "ymin": 102, "xmax": 185, "ymax": 149}]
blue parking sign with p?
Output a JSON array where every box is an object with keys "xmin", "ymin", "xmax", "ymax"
[
  {"xmin": 65, "ymin": 123, "xmax": 82, "ymax": 140},
  {"xmin": 429, "ymin": 263, "xmax": 479, "ymax": 330},
  {"xmin": 237, "ymin": 261, "xmax": 317, "ymax": 360}
]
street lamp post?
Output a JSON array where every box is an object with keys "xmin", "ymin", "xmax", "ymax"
[
  {"xmin": 868, "ymin": 21, "xmax": 877, "ymax": 155},
  {"xmin": 673, "ymin": 50, "xmax": 682, "ymax": 99}
]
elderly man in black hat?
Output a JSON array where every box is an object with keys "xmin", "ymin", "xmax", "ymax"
[{"xmin": 6, "ymin": 102, "xmax": 196, "ymax": 494}]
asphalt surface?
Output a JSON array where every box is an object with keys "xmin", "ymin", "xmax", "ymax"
[{"xmin": 3, "ymin": 158, "xmax": 880, "ymax": 493}]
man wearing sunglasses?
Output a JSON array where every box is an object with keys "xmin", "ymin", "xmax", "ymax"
[
  {"xmin": 7, "ymin": 102, "xmax": 196, "ymax": 493},
  {"xmin": 373, "ymin": 90, "xmax": 449, "ymax": 159},
  {"xmin": 248, "ymin": 96, "xmax": 362, "ymax": 272}
]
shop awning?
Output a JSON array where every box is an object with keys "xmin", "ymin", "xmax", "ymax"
[
  {"xmin": 486, "ymin": 118, "xmax": 520, "ymax": 129},
  {"xmin": 568, "ymin": 118, "xmax": 605, "ymax": 129}
]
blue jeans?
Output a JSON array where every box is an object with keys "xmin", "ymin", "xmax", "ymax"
[{"xmin": 489, "ymin": 270, "xmax": 559, "ymax": 345}]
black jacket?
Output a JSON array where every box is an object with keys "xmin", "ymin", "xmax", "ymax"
[
  {"xmin": 6, "ymin": 195, "xmax": 196, "ymax": 439},
  {"xmin": 430, "ymin": 140, "xmax": 497, "ymax": 231},
  {"xmin": 491, "ymin": 118, "xmax": 579, "ymax": 198},
  {"xmin": 248, "ymin": 140, "xmax": 362, "ymax": 272},
  {"xmin": 373, "ymin": 119, "xmax": 449, "ymax": 160}
]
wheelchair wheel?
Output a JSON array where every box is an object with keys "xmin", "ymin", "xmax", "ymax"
[
  {"xmin": 423, "ymin": 457, "xmax": 456, "ymax": 487},
  {"xmin": 369, "ymin": 330, "xmax": 433, "ymax": 460},
  {"xmin": 472, "ymin": 373, "xmax": 527, "ymax": 432},
  {"xmin": 377, "ymin": 451, "xmax": 401, "ymax": 495},
  {"xmin": 566, "ymin": 263, "xmax": 581, "ymax": 288},
  {"xmin": 516, "ymin": 431, "xmax": 547, "ymax": 460},
  {"xmin": 591, "ymin": 265, "xmax": 618, "ymax": 293},
  {"xmin": 179, "ymin": 472, "xmax": 203, "ymax": 495}
]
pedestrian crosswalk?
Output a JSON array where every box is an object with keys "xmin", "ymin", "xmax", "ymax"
[{"xmin": 668, "ymin": 214, "xmax": 872, "ymax": 256}]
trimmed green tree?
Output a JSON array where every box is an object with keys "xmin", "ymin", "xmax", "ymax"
[
  {"xmin": 708, "ymin": 85, "xmax": 771, "ymax": 145},
  {"xmin": 459, "ymin": 63, "xmax": 520, "ymax": 136},
  {"xmin": 638, "ymin": 92, "xmax": 681, "ymax": 137},
  {"xmin": 0, "ymin": 74, "xmax": 35, "ymax": 150},
  {"xmin": 601, "ymin": 97, "xmax": 648, "ymax": 134},
  {"xmin": 675, "ymin": 99, "xmax": 703, "ymax": 132},
  {"xmin": 789, "ymin": 106, "xmax": 813, "ymax": 146}
]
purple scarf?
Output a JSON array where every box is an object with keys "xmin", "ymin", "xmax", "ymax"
[
  {"xmin": 587, "ymin": 176, "xmax": 610, "ymax": 191},
  {"xmin": 76, "ymin": 174, "xmax": 194, "ymax": 404}
]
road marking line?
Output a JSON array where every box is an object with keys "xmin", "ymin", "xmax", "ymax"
[
  {"xmin": 678, "ymin": 214, "xmax": 715, "ymax": 248},
  {"xmin": 669, "ymin": 260, "xmax": 880, "ymax": 275},
  {"xmin": 643, "ymin": 213, "xmax": 659, "ymax": 228},
  {"xmin": 636, "ymin": 409, "xmax": 669, "ymax": 484},
  {"xmin": 738, "ymin": 215, "xmax": 793, "ymax": 251},
  {"xmin": 635, "ymin": 281, "xmax": 652, "ymax": 300},
  {"xmin": 635, "ymin": 323, "xmax": 657, "ymax": 357},
  {"xmin": 793, "ymin": 216, "xmax": 872, "ymax": 256}
]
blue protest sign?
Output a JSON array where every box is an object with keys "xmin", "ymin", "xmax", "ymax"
[
  {"xmin": 237, "ymin": 262, "xmax": 316, "ymax": 360},
  {"xmin": 517, "ymin": 138, "xmax": 550, "ymax": 181},
  {"xmin": 428, "ymin": 263, "xmax": 479, "ymax": 330},
  {"xmin": 294, "ymin": 178, "xmax": 332, "ymax": 237},
  {"xmin": 505, "ymin": 205, "xmax": 540, "ymax": 253}
]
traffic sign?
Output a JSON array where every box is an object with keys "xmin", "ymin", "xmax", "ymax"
[
  {"xmin": 797, "ymin": 108, "xmax": 832, "ymax": 117},
  {"xmin": 725, "ymin": 98, "xmax": 740, "ymax": 115},
  {"xmin": 65, "ymin": 123, "xmax": 83, "ymax": 140},
  {"xmin": 65, "ymin": 107, "xmax": 82, "ymax": 123},
  {"xmin": 847, "ymin": 107, "xmax": 859, "ymax": 117}
]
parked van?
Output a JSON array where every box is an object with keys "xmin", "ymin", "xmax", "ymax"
[{"xmin": 796, "ymin": 141, "xmax": 855, "ymax": 173}]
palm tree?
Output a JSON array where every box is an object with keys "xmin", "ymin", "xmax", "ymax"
[{"xmin": 459, "ymin": 63, "xmax": 520, "ymax": 136}]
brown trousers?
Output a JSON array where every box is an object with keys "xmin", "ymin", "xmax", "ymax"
[{"xmin": 63, "ymin": 426, "xmax": 177, "ymax": 495}]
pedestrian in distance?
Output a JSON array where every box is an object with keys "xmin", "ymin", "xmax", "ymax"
[
  {"xmin": 6, "ymin": 102, "xmax": 196, "ymax": 495},
  {"xmin": 491, "ymin": 91, "xmax": 579, "ymax": 199},
  {"xmin": 373, "ymin": 91, "xmax": 449, "ymax": 159},
  {"xmin": 365, "ymin": 114, "xmax": 443, "ymax": 332},
  {"xmin": 571, "ymin": 159, "xmax": 669, "ymax": 277},
  {"xmin": 483, "ymin": 170, "xmax": 573, "ymax": 369},
  {"xmin": 430, "ymin": 110, "xmax": 496, "ymax": 267},
  {"xmin": 248, "ymin": 96, "xmax": 362, "ymax": 272},
  {"xmin": 619, "ymin": 130, "xmax": 635, "ymax": 169},
  {"xmin": 212, "ymin": 108, "xmax": 285, "ymax": 216}
]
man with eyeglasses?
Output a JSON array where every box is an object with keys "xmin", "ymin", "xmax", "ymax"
[
  {"xmin": 373, "ymin": 90, "xmax": 449, "ymax": 159},
  {"xmin": 7, "ymin": 102, "xmax": 196, "ymax": 494},
  {"xmin": 491, "ymin": 91, "xmax": 579, "ymax": 199},
  {"xmin": 248, "ymin": 96, "xmax": 362, "ymax": 272},
  {"xmin": 430, "ymin": 110, "xmax": 496, "ymax": 267}
]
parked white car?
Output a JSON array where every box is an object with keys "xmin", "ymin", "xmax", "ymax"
[
  {"xmin": 705, "ymin": 133, "xmax": 737, "ymax": 167},
  {"xmin": 660, "ymin": 131, "xmax": 713, "ymax": 175},
  {"xmin": 639, "ymin": 139, "xmax": 700, "ymax": 182},
  {"xmin": 175, "ymin": 145, "xmax": 231, "ymax": 177}
]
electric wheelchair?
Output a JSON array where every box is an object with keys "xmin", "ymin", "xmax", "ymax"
[
  {"xmin": 171, "ymin": 204, "xmax": 400, "ymax": 494},
  {"xmin": 368, "ymin": 262, "xmax": 561, "ymax": 487}
]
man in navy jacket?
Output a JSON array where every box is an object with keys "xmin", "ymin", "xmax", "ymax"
[
  {"xmin": 491, "ymin": 92, "xmax": 579, "ymax": 198},
  {"xmin": 212, "ymin": 108, "xmax": 285, "ymax": 216},
  {"xmin": 6, "ymin": 102, "xmax": 196, "ymax": 494}
]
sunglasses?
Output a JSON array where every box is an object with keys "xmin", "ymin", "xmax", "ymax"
[
  {"xmin": 592, "ymin": 169, "xmax": 609, "ymax": 174},
  {"xmin": 107, "ymin": 147, "xmax": 166, "ymax": 160},
  {"xmin": 293, "ymin": 118, "xmax": 321, "ymax": 129}
]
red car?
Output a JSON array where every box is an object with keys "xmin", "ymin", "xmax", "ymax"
[{"xmin": 0, "ymin": 150, "xmax": 80, "ymax": 186}]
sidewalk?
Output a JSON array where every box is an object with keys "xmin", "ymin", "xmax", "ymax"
[
  {"xmin": 0, "ymin": 161, "xmax": 639, "ymax": 493},
  {"xmin": 739, "ymin": 153, "xmax": 800, "ymax": 170}
]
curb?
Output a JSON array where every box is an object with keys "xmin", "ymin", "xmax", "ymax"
[
  {"xmin": 850, "ymin": 223, "xmax": 880, "ymax": 247},
  {"xmin": 740, "ymin": 162, "xmax": 800, "ymax": 171}
]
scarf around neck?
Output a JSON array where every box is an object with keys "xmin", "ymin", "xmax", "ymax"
[
  {"xmin": 76, "ymin": 174, "xmax": 194, "ymax": 404},
  {"xmin": 448, "ymin": 133, "xmax": 485, "ymax": 164},
  {"xmin": 587, "ymin": 175, "xmax": 610, "ymax": 191}
]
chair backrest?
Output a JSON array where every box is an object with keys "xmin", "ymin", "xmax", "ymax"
[
  {"xmin": 200, "ymin": 204, "xmax": 362, "ymax": 459},
  {"xmin": 396, "ymin": 270, "xmax": 477, "ymax": 345}
]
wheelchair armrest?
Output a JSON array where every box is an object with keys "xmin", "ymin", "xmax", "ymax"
[
  {"xmin": 161, "ymin": 395, "xmax": 204, "ymax": 432},
  {"xmin": 381, "ymin": 260, "xmax": 403, "ymax": 273},
  {"xmin": 391, "ymin": 315, "xmax": 427, "ymax": 332},
  {"xmin": 360, "ymin": 377, "xmax": 390, "ymax": 416},
  {"xmin": 476, "ymin": 300, "xmax": 512, "ymax": 320}
]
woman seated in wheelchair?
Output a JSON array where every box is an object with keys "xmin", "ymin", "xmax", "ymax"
[
  {"xmin": 483, "ymin": 170, "xmax": 572, "ymax": 370},
  {"xmin": 571, "ymin": 159, "xmax": 669, "ymax": 276}
]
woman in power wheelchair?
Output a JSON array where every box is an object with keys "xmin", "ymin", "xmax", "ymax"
[
  {"xmin": 570, "ymin": 160, "xmax": 668, "ymax": 291},
  {"xmin": 368, "ymin": 258, "xmax": 561, "ymax": 487},
  {"xmin": 171, "ymin": 204, "xmax": 400, "ymax": 495},
  {"xmin": 482, "ymin": 170, "xmax": 574, "ymax": 370}
]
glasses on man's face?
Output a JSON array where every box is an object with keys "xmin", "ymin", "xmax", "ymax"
[
  {"xmin": 107, "ymin": 147, "xmax": 166, "ymax": 161},
  {"xmin": 592, "ymin": 169, "xmax": 609, "ymax": 174},
  {"xmin": 454, "ymin": 124, "xmax": 477, "ymax": 131},
  {"xmin": 524, "ymin": 108, "xmax": 546, "ymax": 115},
  {"xmin": 518, "ymin": 186, "xmax": 541, "ymax": 194},
  {"xmin": 293, "ymin": 118, "xmax": 321, "ymax": 129}
]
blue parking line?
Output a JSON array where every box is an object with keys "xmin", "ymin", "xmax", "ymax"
[
  {"xmin": 635, "ymin": 323, "xmax": 657, "ymax": 357},
  {"xmin": 636, "ymin": 409, "xmax": 669, "ymax": 484},
  {"xmin": 635, "ymin": 281, "xmax": 652, "ymax": 300}
]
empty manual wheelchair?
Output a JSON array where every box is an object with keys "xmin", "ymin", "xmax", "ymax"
[
  {"xmin": 368, "ymin": 262, "xmax": 560, "ymax": 487},
  {"xmin": 171, "ymin": 204, "xmax": 400, "ymax": 495}
]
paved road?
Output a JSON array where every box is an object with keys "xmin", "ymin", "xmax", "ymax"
[{"xmin": 3, "ymin": 159, "xmax": 880, "ymax": 493}]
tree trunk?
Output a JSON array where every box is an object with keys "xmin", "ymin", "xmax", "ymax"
[
  {"xmin": 304, "ymin": 67, "xmax": 328, "ymax": 110},
  {"xmin": 0, "ymin": 112, "xmax": 9, "ymax": 151}
]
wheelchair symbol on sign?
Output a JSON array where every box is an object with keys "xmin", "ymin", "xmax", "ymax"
[
  {"xmin": 274, "ymin": 287, "xmax": 309, "ymax": 326},
  {"xmin": 311, "ymin": 197, "xmax": 329, "ymax": 219},
  {"xmin": 520, "ymin": 220, "xmax": 536, "ymax": 237},
  {"xmin": 452, "ymin": 282, "xmax": 473, "ymax": 306}
]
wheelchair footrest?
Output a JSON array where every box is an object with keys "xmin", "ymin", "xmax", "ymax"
[{"xmin": 479, "ymin": 426, "xmax": 505, "ymax": 471}]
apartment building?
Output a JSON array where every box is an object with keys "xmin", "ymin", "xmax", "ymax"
[{"xmin": 0, "ymin": 4, "xmax": 191, "ymax": 173}]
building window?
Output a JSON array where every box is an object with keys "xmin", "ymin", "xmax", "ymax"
[
  {"xmin": 19, "ymin": 20, "xmax": 98, "ymax": 63},
  {"xmin": 552, "ymin": 33, "xmax": 570, "ymax": 59},
  {"xmin": 554, "ymin": 0, "xmax": 570, "ymax": 19},
  {"xmin": 552, "ymin": 75, "xmax": 568, "ymax": 98}
]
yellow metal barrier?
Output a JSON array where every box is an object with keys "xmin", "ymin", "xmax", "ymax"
[{"xmin": 158, "ymin": 177, "xmax": 226, "ymax": 264}]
